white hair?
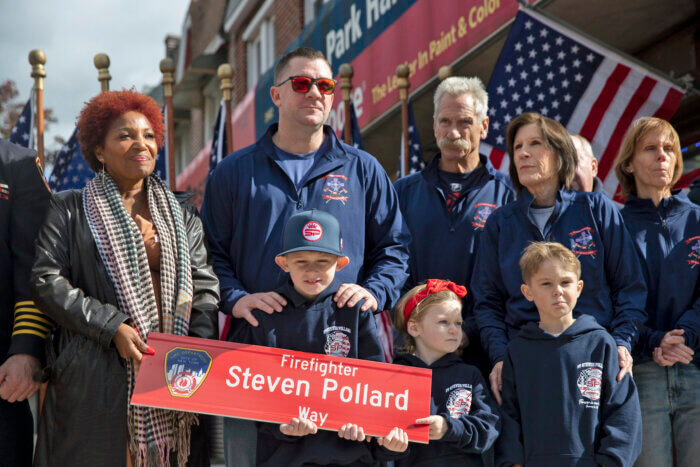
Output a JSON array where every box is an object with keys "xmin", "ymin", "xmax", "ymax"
[
  {"xmin": 433, "ymin": 76, "xmax": 489, "ymax": 123},
  {"xmin": 571, "ymin": 134, "xmax": 597, "ymax": 161}
]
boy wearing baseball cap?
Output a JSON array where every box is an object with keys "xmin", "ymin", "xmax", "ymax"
[
  {"xmin": 232, "ymin": 209, "xmax": 408, "ymax": 466},
  {"xmin": 496, "ymin": 242, "xmax": 642, "ymax": 467}
]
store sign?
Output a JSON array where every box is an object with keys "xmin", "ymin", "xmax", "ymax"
[
  {"xmin": 131, "ymin": 333, "xmax": 432, "ymax": 443},
  {"xmin": 254, "ymin": 0, "xmax": 517, "ymax": 138}
]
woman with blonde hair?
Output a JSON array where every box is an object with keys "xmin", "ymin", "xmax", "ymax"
[{"xmin": 616, "ymin": 116, "xmax": 699, "ymax": 467}]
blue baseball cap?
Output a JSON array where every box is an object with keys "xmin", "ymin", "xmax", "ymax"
[{"xmin": 278, "ymin": 209, "xmax": 344, "ymax": 257}]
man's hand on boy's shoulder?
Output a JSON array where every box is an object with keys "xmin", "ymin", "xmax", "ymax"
[
  {"xmin": 334, "ymin": 284, "xmax": 377, "ymax": 312},
  {"xmin": 232, "ymin": 292, "xmax": 288, "ymax": 327}
]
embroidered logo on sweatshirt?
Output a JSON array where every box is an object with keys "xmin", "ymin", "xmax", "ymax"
[
  {"xmin": 321, "ymin": 173, "xmax": 349, "ymax": 204},
  {"xmin": 472, "ymin": 203, "xmax": 498, "ymax": 229},
  {"xmin": 445, "ymin": 384, "xmax": 472, "ymax": 418},
  {"xmin": 568, "ymin": 227, "xmax": 598, "ymax": 257},
  {"xmin": 323, "ymin": 326, "xmax": 351, "ymax": 357},
  {"xmin": 686, "ymin": 236, "xmax": 700, "ymax": 268},
  {"xmin": 576, "ymin": 362, "xmax": 602, "ymax": 409}
]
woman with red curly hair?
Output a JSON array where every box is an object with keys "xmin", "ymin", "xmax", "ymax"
[{"xmin": 30, "ymin": 90, "xmax": 219, "ymax": 466}]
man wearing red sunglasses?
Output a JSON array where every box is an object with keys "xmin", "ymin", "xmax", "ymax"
[{"xmin": 201, "ymin": 47, "xmax": 410, "ymax": 466}]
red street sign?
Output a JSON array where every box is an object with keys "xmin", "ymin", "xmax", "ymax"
[{"xmin": 131, "ymin": 333, "xmax": 431, "ymax": 443}]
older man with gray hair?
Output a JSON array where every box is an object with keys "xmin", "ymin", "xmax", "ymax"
[
  {"xmin": 394, "ymin": 76, "xmax": 514, "ymax": 376},
  {"xmin": 571, "ymin": 134, "xmax": 604, "ymax": 193}
]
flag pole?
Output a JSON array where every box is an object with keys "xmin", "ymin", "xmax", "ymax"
[
  {"xmin": 94, "ymin": 53, "xmax": 111, "ymax": 92},
  {"xmin": 397, "ymin": 64, "xmax": 410, "ymax": 177},
  {"xmin": 439, "ymin": 65, "xmax": 453, "ymax": 81},
  {"xmin": 159, "ymin": 58, "xmax": 177, "ymax": 191},
  {"xmin": 29, "ymin": 50, "xmax": 46, "ymax": 168},
  {"xmin": 339, "ymin": 63, "xmax": 353, "ymax": 145},
  {"xmin": 217, "ymin": 64, "xmax": 234, "ymax": 155}
]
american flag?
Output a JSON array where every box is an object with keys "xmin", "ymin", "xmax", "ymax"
[
  {"xmin": 480, "ymin": 8, "xmax": 684, "ymax": 198},
  {"xmin": 209, "ymin": 100, "xmax": 227, "ymax": 177},
  {"xmin": 398, "ymin": 100, "xmax": 425, "ymax": 178},
  {"xmin": 9, "ymin": 93, "xmax": 34, "ymax": 148},
  {"xmin": 341, "ymin": 102, "xmax": 364, "ymax": 150},
  {"xmin": 48, "ymin": 128, "xmax": 94, "ymax": 191}
]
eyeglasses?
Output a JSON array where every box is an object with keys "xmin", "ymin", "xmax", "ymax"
[{"xmin": 275, "ymin": 75, "xmax": 337, "ymax": 95}]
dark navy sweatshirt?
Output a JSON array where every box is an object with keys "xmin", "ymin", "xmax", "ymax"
[
  {"xmin": 496, "ymin": 315, "xmax": 642, "ymax": 467},
  {"xmin": 393, "ymin": 353, "xmax": 501, "ymax": 467},
  {"xmin": 394, "ymin": 153, "xmax": 514, "ymax": 343},
  {"xmin": 473, "ymin": 188, "xmax": 647, "ymax": 365},
  {"xmin": 231, "ymin": 279, "xmax": 400, "ymax": 466},
  {"xmin": 621, "ymin": 191, "xmax": 700, "ymax": 367}
]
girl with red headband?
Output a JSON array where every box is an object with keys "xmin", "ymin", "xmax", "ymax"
[{"xmin": 391, "ymin": 280, "xmax": 501, "ymax": 466}]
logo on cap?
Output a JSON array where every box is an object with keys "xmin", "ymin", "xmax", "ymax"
[{"xmin": 302, "ymin": 221, "xmax": 323, "ymax": 242}]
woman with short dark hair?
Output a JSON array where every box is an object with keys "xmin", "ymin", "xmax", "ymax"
[
  {"xmin": 472, "ymin": 112, "xmax": 646, "ymax": 405},
  {"xmin": 615, "ymin": 116, "xmax": 699, "ymax": 467},
  {"xmin": 31, "ymin": 89, "xmax": 219, "ymax": 466}
]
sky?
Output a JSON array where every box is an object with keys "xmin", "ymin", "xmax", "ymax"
[{"xmin": 0, "ymin": 0, "xmax": 191, "ymax": 150}]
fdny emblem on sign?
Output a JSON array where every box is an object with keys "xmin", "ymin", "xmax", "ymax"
[
  {"xmin": 302, "ymin": 221, "xmax": 323, "ymax": 242},
  {"xmin": 576, "ymin": 365, "xmax": 602, "ymax": 401},
  {"xmin": 321, "ymin": 174, "xmax": 349, "ymax": 204},
  {"xmin": 446, "ymin": 388, "xmax": 472, "ymax": 419},
  {"xmin": 323, "ymin": 326, "xmax": 352, "ymax": 357},
  {"xmin": 472, "ymin": 203, "xmax": 498, "ymax": 229},
  {"xmin": 686, "ymin": 236, "xmax": 700, "ymax": 268},
  {"xmin": 569, "ymin": 227, "xmax": 598, "ymax": 257},
  {"xmin": 164, "ymin": 347, "xmax": 212, "ymax": 398}
]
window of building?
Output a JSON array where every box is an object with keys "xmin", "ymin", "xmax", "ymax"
[
  {"xmin": 244, "ymin": 3, "xmax": 275, "ymax": 91},
  {"xmin": 304, "ymin": 0, "xmax": 330, "ymax": 25}
]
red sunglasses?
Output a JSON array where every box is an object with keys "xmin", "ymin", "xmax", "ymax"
[{"xmin": 276, "ymin": 75, "xmax": 336, "ymax": 95}]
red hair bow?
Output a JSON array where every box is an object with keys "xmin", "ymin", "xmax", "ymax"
[{"xmin": 403, "ymin": 279, "xmax": 467, "ymax": 326}]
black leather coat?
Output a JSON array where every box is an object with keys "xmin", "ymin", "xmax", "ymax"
[{"xmin": 30, "ymin": 190, "xmax": 219, "ymax": 466}]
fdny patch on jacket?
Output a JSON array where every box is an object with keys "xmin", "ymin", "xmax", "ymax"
[
  {"xmin": 0, "ymin": 182, "xmax": 8, "ymax": 200},
  {"xmin": 321, "ymin": 173, "xmax": 349, "ymax": 204},
  {"xmin": 569, "ymin": 226, "xmax": 598, "ymax": 257},
  {"xmin": 323, "ymin": 325, "xmax": 351, "ymax": 357},
  {"xmin": 472, "ymin": 202, "xmax": 498, "ymax": 229},
  {"xmin": 165, "ymin": 347, "xmax": 212, "ymax": 398},
  {"xmin": 686, "ymin": 236, "xmax": 700, "ymax": 268}
]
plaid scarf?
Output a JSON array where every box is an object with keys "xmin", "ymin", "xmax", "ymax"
[{"xmin": 83, "ymin": 173, "xmax": 195, "ymax": 466}]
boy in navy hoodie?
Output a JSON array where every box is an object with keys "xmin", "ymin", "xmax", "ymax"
[
  {"xmin": 496, "ymin": 242, "xmax": 642, "ymax": 467},
  {"xmin": 232, "ymin": 209, "xmax": 408, "ymax": 466},
  {"xmin": 392, "ymin": 280, "xmax": 501, "ymax": 466}
]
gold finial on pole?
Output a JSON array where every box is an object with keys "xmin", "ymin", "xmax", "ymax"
[
  {"xmin": 94, "ymin": 53, "xmax": 111, "ymax": 92},
  {"xmin": 438, "ymin": 65, "xmax": 453, "ymax": 81},
  {"xmin": 160, "ymin": 58, "xmax": 176, "ymax": 190},
  {"xmin": 396, "ymin": 64, "xmax": 410, "ymax": 177},
  {"xmin": 339, "ymin": 63, "xmax": 354, "ymax": 145},
  {"xmin": 217, "ymin": 63, "xmax": 235, "ymax": 155},
  {"xmin": 29, "ymin": 49, "xmax": 46, "ymax": 168}
]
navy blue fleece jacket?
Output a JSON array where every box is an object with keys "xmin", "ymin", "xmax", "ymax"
[
  {"xmin": 394, "ymin": 154, "xmax": 514, "ymax": 343},
  {"xmin": 473, "ymin": 188, "xmax": 647, "ymax": 365},
  {"xmin": 201, "ymin": 124, "xmax": 410, "ymax": 336},
  {"xmin": 621, "ymin": 191, "xmax": 700, "ymax": 367}
]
